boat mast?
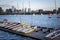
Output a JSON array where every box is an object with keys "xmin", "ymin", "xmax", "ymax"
[
  {"xmin": 29, "ymin": 0, "xmax": 32, "ymax": 25},
  {"xmin": 55, "ymin": 0, "xmax": 57, "ymax": 14},
  {"xmin": 29, "ymin": 0, "xmax": 30, "ymax": 10},
  {"xmin": 17, "ymin": 0, "xmax": 19, "ymax": 10},
  {"xmin": 22, "ymin": 0, "xmax": 25, "ymax": 14},
  {"xmin": 54, "ymin": 0, "xmax": 58, "ymax": 30},
  {"xmin": 17, "ymin": 0, "xmax": 21, "ymax": 23}
]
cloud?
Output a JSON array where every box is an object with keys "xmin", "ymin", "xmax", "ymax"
[
  {"xmin": 0, "ymin": 0, "xmax": 60, "ymax": 11},
  {"xmin": 0, "ymin": 4, "xmax": 11, "ymax": 7}
]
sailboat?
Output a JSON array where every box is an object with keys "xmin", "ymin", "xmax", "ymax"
[{"xmin": 48, "ymin": 13, "xmax": 51, "ymax": 18}]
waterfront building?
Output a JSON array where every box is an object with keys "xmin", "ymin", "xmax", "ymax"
[
  {"xmin": 38, "ymin": 9, "xmax": 43, "ymax": 14},
  {"xmin": 58, "ymin": 8, "xmax": 60, "ymax": 13},
  {"xmin": 28, "ymin": 8, "xmax": 31, "ymax": 13},
  {"xmin": 53, "ymin": 9, "xmax": 57, "ymax": 13},
  {"xmin": 0, "ymin": 7, "xmax": 3, "ymax": 13}
]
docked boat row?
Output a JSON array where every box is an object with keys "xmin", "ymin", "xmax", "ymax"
[
  {"xmin": 0, "ymin": 20, "xmax": 37, "ymax": 34},
  {"xmin": 0, "ymin": 19, "xmax": 54, "ymax": 34}
]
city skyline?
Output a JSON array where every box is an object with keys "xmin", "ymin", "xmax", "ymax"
[{"xmin": 0, "ymin": 0, "xmax": 60, "ymax": 11}]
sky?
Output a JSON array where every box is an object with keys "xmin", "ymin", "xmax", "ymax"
[{"xmin": 0, "ymin": 0, "xmax": 60, "ymax": 11}]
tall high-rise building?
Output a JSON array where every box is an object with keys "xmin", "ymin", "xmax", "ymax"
[
  {"xmin": 58, "ymin": 8, "xmax": 60, "ymax": 13},
  {"xmin": 25, "ymin": 8, "xmax": 27, "ymax": 13},
  {"xmin": 11, "ymin": 6, "xmax": 16, "ymax": 13},
  {"xmin": 58, "ymin": 8, "xmax": 60, "ymax": 11},
  {"xmin": 28, "ymin": 8, "xmax": 31, "ymax": 13}
]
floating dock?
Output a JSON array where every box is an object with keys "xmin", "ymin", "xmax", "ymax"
[
  {"xmin": 0, "ymin": 21, "xmax": 55, "ymax": 40},
  {"xmin": 0, "ymin": 26, "xmax": 47, "ymax": 40}
]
